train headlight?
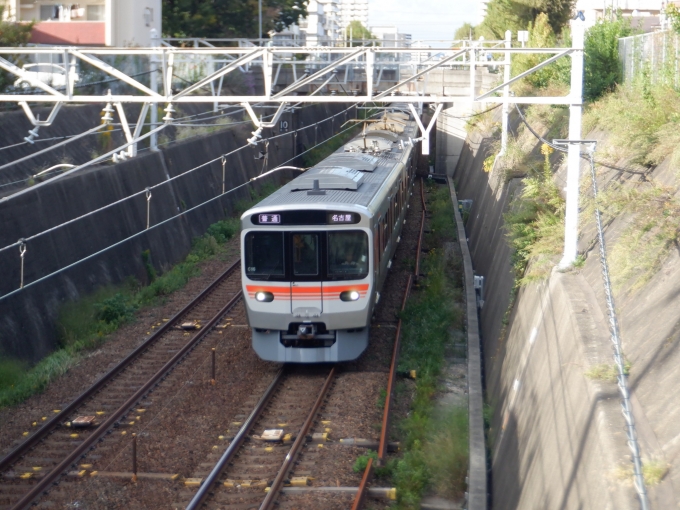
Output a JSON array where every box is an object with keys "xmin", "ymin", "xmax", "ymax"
[
  {"xmin": 340, "ymin": 290, "xmax": 361, "ymax": 302},
  {"xmin": 255, "ymin": 291, "xmax": 274, "ymax": 302}
]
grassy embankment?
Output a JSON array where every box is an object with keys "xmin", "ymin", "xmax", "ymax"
[
  {"xmin": 353, "ymin": 182, "xmax": 468, "ymax": 508},
  {"xmin": 0, "ymin": 112, "xmax": 366, "ymax": 409},
  {"xmin": 489, "ymin": 75, "xmax": 680, "ymax": 291},
  {"xmin": 470, "ymin": 43, "xmax": 680, "ymax": 401}
]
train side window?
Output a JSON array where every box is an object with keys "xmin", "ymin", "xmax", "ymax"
[
  {"xmin": 374, "ymin": 225, "xmax": 380, "ymax": 268},
  {"xmin": 382, "ymin": 220, "xmax": 388, "ymax": 253}
]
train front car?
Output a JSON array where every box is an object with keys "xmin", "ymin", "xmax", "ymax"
[{"xmin": 241, "ymin": 110, "xmax": 416, "ymax": 362}]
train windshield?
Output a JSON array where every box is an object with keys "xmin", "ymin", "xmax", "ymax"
[
  {"xmin": 292, "ymin": 233, "xmax": 319, "ymax": 276},
  {"xmin": 327, "ymin": 231, "xmax": 369, "ymax": 280},
  {"xmin": 245, "ymin": 232, "xmax": 285, "ymax": 280}
]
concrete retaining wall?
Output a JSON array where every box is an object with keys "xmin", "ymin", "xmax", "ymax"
[
  {"xmin": 0, "ymin": 102, "xmax": 354, "ymax": 362},
  {"xmin": 452, "ymin": 128, "xmax": 637, "ymax": 509}
]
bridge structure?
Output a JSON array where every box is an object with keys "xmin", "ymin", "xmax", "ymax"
[{"xmin": 0, "ymin": 22, "xmax": 587, "ymax": 269}]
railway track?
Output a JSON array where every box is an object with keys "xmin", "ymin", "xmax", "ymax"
[
  {"xmin": 0, "ymin": 174, "xmax": 430, "ymax": 509},
  {"xmin": 0, "ymin": 259, "xmax": 244, "ymax": 510},
  {"xmin": 350, "ymin": 177, "xmax": 426, "ymax": 510},
  {"xmin": 176, "ymin": 178, "xmax": 428, "ymax": 510},
  {"xmin": 176, "ymin": 366, "xmax": 336, "ymax": 510}
]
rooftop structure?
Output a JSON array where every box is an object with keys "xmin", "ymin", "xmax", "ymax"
[{"xmin": 371, "ymin": 25, "xmax": 411, "ymax": 48}]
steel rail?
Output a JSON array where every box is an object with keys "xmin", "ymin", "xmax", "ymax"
[
  {"xmin": 8, "ymin": 279, "xmax": 243, "ymax": 510},
  {"xmin": 415, "ymin": 211, "xmax": 426, "ymax": 278},
  {"xmin": 185, "ymin": 367, "xmax": 285, "ymax": 510},
  {"xmin": 0, "ymin": 258, "xmax": 241, "ymax": 474},
  {"xmin": 350, "ymin": 457, "xmax": 375, "ymax": 510},
  {"xmin": 259, "ymin": 367, "xmax": 337, "ymax": 510},
  {"xmin": 353, "ymin": 176, "xmax": 423, "ymax": 508},
  {"xmin": 378, "ymin": 275, "xmax": 412, "ymax": 461},
  {"xmin": 415, "ymin": 178, "xmax": 427, "ymax": 277}
]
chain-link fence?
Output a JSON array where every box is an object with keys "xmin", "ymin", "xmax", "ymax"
[{"xmin": 619, "ymin": 30, "xmax": 680, "ymax": 86}]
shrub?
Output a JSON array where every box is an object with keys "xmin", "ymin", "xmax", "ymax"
[
  {"xmin": 511, "ymin": 13, "xmax": 570, "ymax": 90},
  {"xmin": 94, "ymin": 293, "xmax": 137, "ymax": 325},
  {"xmin": 584, "ymin": 13, "xmax": 634, "ymax": 101},
  {"xmin": 206, "ymin": 218, "xmax": 239, "ymax": 244}
]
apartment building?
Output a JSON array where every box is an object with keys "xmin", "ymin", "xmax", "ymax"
[{"xmin": 2, "ymin": 0, "xmax": 161, "ymax": 46}]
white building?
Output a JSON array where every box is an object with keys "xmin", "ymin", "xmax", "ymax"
[
  {"xmin": 340, "ymin": 0, "xmax": 368, "ymax": 28},
  {"xmin": 279, "ymin": 0, "xmax": 342, "ymax": 46},
  {"xmin": 371, "ymin": 25, "xmax": 411, "ymax": 48},
  {"xmin": 410, "ymin": 41, "xmax": 432, "ymax": 63},
  {"xmin": 2, "ymin": 0, "xmax": 161, "ymax": 46},
  {"xmin": 575, "ymin": 0, "xmax": 665, "ymax": 30}
]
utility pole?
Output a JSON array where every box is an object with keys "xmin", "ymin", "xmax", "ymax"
[
  {"xmin": 259, "ymin": 0, "xmax": 263, "ymax": 45},
  {"xmin": 558, "ymin": 16, "xmax": 585, "ymax": 268},
  {"xmin": 150, "ymin": 28, "xmax": 159, "ymax": 151}
]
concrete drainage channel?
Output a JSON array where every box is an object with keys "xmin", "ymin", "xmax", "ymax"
[{"xmin": 448, "ymin": 178, "xmax": 488, "ymax": 510}]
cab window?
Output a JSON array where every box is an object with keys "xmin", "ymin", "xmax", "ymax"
[{"xmin": 327, "ymin": 231, "xmax": 369, "ymax": 280}]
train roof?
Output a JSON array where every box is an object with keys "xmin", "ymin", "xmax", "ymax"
[{"xmin": 251, "ymin": 113, "xmax": 418, "ymax": 212}]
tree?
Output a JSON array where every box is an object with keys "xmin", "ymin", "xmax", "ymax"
[
  {"xmin": 0, "ymin": 6, "xmax": 34, "ymax": 91},
  {"xmin": 0, "ymin": 7, "xmax": 33, "ymax": 47},
  {"xmin": 584, "ymin": 13, "xmax": 633, "ymax": 100},
  {"xmin": 511, "ymin": 13, "xmax": 570, "ymax": 88},
  {"xmin": 162, "ymin": 0, "xmax": 307, "ymax": 39},
  {"xmin": 477, "ymin": 0, "xmax": 533, "ymax": 39},
  {"xmin": 344, "ymin": 20, "xmax": 376, "ymax": 45},
  {"xmin": 454, "ymin": 22, "xmax": 476, "ymax": 41},
  {"xmin": 477, "ymin": 0, "xmax": 574, "ymax": 39}
]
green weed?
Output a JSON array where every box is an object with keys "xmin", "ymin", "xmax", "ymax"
[
  {"xmin": 422, "ymin": 407, "xmax": 469, "ymax": 499},
  {"xmin": 352, "ymin": 450, "xmax": 396, "ymax": 478},
  {"xmin": 643, "ymin": 460, "xmax": 669, "ymax": 486},
  {"xmin": 377, "ymin": 387, "xmax": 387, "ymax": 409},
  {"xmin": 390, "ymin": 183, "xmax": 466, "ymax": 508},
  {"xmin": 504, "ymin": 144, "xmax": 565, "ymax": 284},
  {"xmin": 581, "ymin": 177, "xmax": 680, "ymax": 291},
  {"xmin": 0, "ymin": 358, "xmax": 27, "ymax": 392},
  {"xmin": 585, "ymin": 361, "xmax": 630, "ymax": 382}
]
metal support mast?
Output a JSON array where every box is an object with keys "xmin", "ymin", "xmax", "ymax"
[{"xmin": 559, "ymin": 17, "xmax": 585, "ymax": 268}]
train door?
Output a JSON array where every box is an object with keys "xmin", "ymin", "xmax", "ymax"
[{"xmin": 290, "ymin": 232, "xmax": 323, "ymax": 318}]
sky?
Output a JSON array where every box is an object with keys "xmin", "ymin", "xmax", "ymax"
[{"xmin": 367, "ymin": 0, "xmax": 478, "ymax": 43}]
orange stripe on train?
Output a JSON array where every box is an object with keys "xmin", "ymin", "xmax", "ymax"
[{"xmin": 246, "ymin": 284, "xmax": 369, "ymax": 293}]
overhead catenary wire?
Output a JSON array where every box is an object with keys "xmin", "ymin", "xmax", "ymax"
[
  {"xmin": 0, "ymin": 102, "xmax": 360, "ymax": 257},
  {"xmin": 0, "ymin": 123, "xmax": 167, "ymax": 206},
  {"xmin": 0, "ymin": 128, "xmax": 123, "ymax": 154},
  {"xmin": 0, "ymin": 103, "xmax": 366, "ymax": 302},
  {"xmin": 0, "ymin": 124, "xmax": 108, "ymax": 173}
]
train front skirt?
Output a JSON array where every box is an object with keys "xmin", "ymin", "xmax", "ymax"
[{"xmin": 252, "ymin": 327, "xmax": 369, "ymax": 363}]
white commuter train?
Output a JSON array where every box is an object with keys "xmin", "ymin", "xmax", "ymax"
[{"xmin": 240, "ymin": 109, "xmax": 418, "ymax": 362}]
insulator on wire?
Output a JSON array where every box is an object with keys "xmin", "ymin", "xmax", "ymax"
[
  {"xmin": 101, "ymin": 103, "xmax": 115, "ymax": 124},
  {"xmin": 163, "ymin": 104, "xmax": 176, "ymax": 123},
  {"xmin": 24, "ymin": 126, "xmax": 40, "ymax": 144}
]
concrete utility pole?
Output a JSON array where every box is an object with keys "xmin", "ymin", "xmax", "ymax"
[
  {"xmin": 259, "ymin": 0, "xmax": 263, "ymax": 45},
  {"xmin": 501, "ymin": 30, "xmax": 511, "ymax": 155},
  {"xmin": 150, "ymin": 28, "xmax": 159, "ymax": 151},
  {"xmin": 559, "ymin": 17, "xmax": 585, "ymax": 268}
]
